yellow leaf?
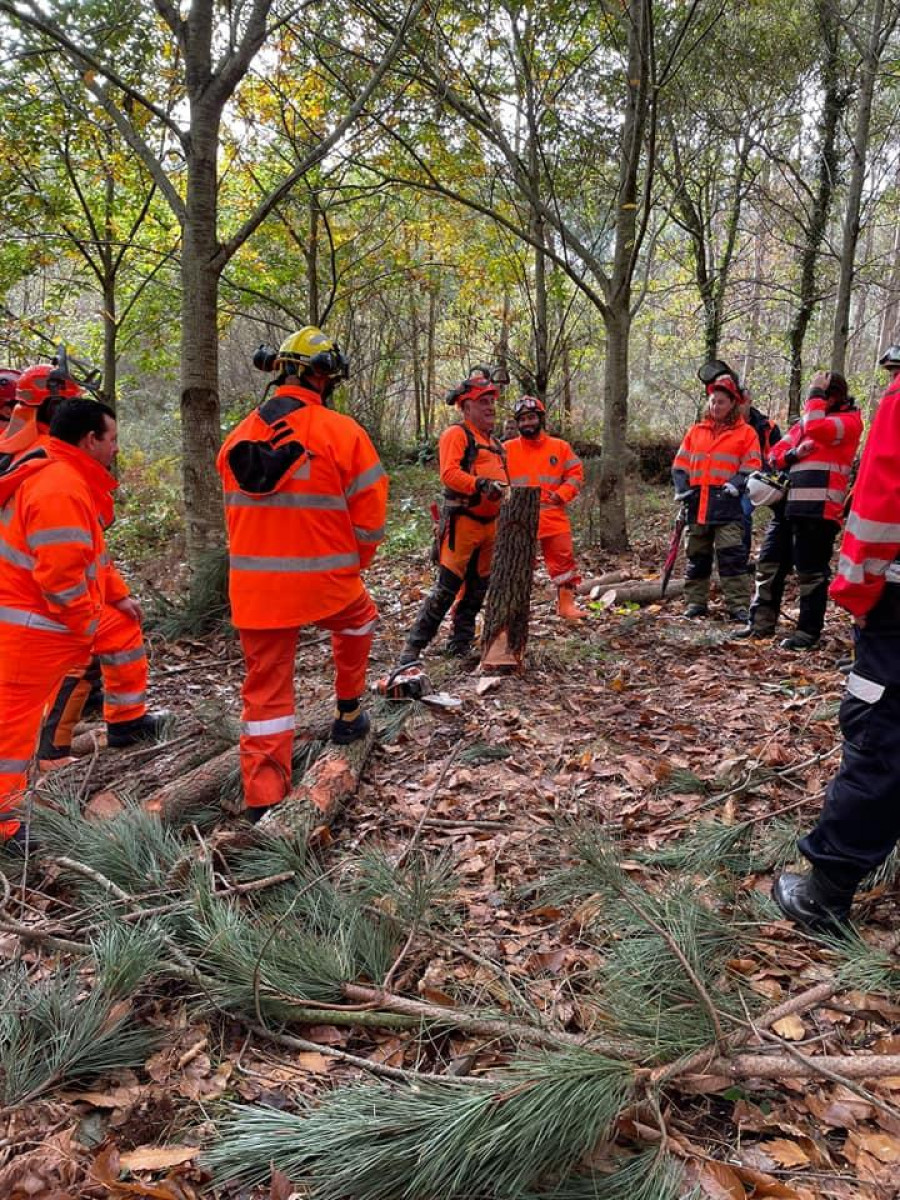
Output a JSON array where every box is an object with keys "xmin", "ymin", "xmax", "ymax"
[
  {"xmin": 771, "ymin": 1013, "xmax": 806, "ymax": 1040},
  {"xmin": 119, "ymin": 1145, "xmax": 200, "ymax": 1171}
]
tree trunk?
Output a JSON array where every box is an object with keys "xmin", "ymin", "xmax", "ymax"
[
  {"xmin": 596, "ymin": 307, "xmax": 630, "ymax": 550},
  {"xmin": 480, "ymin": 487, "xmax": 539, "ymax": 671},
  {"xmin": 831, "ymin": 0, "xmax": 886, "ymax": 373},
  {"xmin": 181, "ymin": 124, "xmax": 225, "ymax": 566},
  {"xmin": 787, "ymin": 0, "xmax": 845, "ymax": 420},
  {"xmin": 102, "ymin": 277, "xmax": 118, "ymax": 412},
  {"xmin": 307, "ymin": 191, "xmax": 320, "ymax": 325}
]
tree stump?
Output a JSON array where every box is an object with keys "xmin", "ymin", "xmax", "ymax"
[{"xmin": 480, "ymin": 486, "xmax": 539, "ymax": 671}]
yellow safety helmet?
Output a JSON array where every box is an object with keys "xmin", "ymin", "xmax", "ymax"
[{"xmin": 275, "ymin": 326, "xmax": 349, "ymax": 380}]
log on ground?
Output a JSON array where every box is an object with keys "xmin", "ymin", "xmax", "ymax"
[
  {"xmin": 595, "ymin": 578, "xmax": 685, "ymax": 605},
  {"xmin": 480, "ymin": 486, "xmax": 539, "ymax": 671},
  {"xmin": 255, "ymin": 726, "xmax": 376, "ymax": 842}
]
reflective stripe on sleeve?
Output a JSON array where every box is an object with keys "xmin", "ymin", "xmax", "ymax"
[
  {"xmin": 241, "ymin": 714, "xmax": 295, "ymax": 737},
  {"xmin": 353, "ymin": 525, "xmax": 385, "ymax": 544},
  {"xmin": 0, "ymin": 541, "xmax": 36, "ymax": 569},
  {"xmin": 562, "ymin": 458, "xmax": 581, "ymax": 470},
  {"xmin": 99, "ymin": 647, "xmax": 147, "ymax": 667},
  {"xmin": 0, "ymin": 605, "xmax": 69, "ymax": 633},
  {"xmin": 229, "ymin": 552, "xmax": 360, "ymax": 573},
  {"xmin": 887, "ymin": 561, "xmax": 900, "ymax": 583},
  {"xmin": 225, "ymin": 492, "xmax": 348, "ymax": 511},
  {"xmin": 828, "ymin": 417, "xmax": 845, "ymax": 443},
  {"xmin": 44, "ymin": 581, "xmax": 89, "ymax": 605},
  {"xmin": 344, "ymin": 462, "xmax": 387, "ymax": 498},
  {"xmin": 835, "ymin": 554, "xmax": 891, "ymax": 583},
  {"xmin": 845, "ymin": 512, "xmax": 900, "ymax": 542},
  {"xmin": 26, "ymin": 526, "xmax": 93, "ymax": 549}
]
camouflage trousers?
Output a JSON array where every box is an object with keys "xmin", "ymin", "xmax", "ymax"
[{"xmin": 684, "ymin": 521, "xmax": 751, "ymax": 609}]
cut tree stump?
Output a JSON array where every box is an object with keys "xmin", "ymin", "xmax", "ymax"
[
  {"xmin": 255, "ymin": 726, "xmax": 377, "ymax": 842},
  {"xmin": 480, "ymin": 486, "xmax": 539, "ymax": 671}
]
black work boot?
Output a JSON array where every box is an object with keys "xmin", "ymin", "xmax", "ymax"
[
  {"xmin": 107, "ymin": 710, "xmax": 172, "ymax": 748},
  {"xmin": 331, "ymin": 698, "xmax": 371, "ymax": 745},
  {"xmin": 779, "ymin": 630, "xmax": 819, "ymax": 651},
  {"xmin": 772, "ymin": 868, "xmax": 855, "ymax": 932},
  {"xmin": 684, "ymin": 603, "xmax": 708, "ymax": 619},
  {"xmin": 402, "ymin": 574, "xmax": 461, "ymax": 662}
]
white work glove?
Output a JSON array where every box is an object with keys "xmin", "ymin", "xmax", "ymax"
[{"xmin": 722, "ymin": 482, "xmax": 740, "ymax": 497}]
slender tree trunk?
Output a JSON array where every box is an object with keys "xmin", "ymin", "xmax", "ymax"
[
  {"xmin": 181, "ymin": 123, "xmax": 224, "ymax": 560},
  {"xmin": 102, "ymin": 278, "xmax": 117, "ymax": 411},
  {"xmin": 307, "ymin": 192, "xmax": 320, "ymax": 326},
  {"xmin": 787, "ymin": 0, "xmax": 845, "ymax": 420},
  {"xmin": 562, "ymin": 339, "xmax": 573, "ymax": 429},
  {"xmin": 878, "ymin": 204, "xmax": 900, "ymax": 350},
  {"xmin": 831, "ymin": 0, "xmax": 886, "ymax": 372},
  {"xmin": 425, "ymin": 287, "xmax": 437, "ymax": 438},
  {"xmin": 597, "ymin": 307, "xmax": 630, "ymax": 549}
]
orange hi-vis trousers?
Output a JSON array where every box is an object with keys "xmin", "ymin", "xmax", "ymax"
[
  {"xmin": 238, "ymin": 589, "xmax": 378, "ymax": 811},
  {"xmin": 0, "ymin": 622, "xmax": 91, "ymax": 837},
  {"xmin": 42, "ymin": 603, "xmax": 148, "ymax": 755},
  {"xmin": 540, "ymin": 531, "xmax": 580, "ymax": 587}
]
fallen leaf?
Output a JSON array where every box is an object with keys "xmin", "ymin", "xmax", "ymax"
[
  {"xmin": 119, "ymin": 1145, "xmax": 200, "ymax": 1171},
  {"xmin": 762, "ymin": 1137, "xmax": 811, "ymax": 1168},
  {"xmin": 856, "ymin": 1131, "xmax": 900, "ymax": 1163},
  {"xmin": 475, "ymin": 676, "xmax": 503, "ymax": 695},
  {"xmin": 771, "ymin": 1014, "xmax": 806, "ymax": 1041},
  {"xmin": 684, "ymin": 1158, "xmax": 745, "ymax": 1200}
]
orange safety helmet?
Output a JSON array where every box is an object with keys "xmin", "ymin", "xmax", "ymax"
[
  {"xmin": 16, "ymin": 363, "xmax": 83, "ymax": 408},
  {"xmin": 445, "ymin": 368, "xmax": 500, "ymax": 408},
  {"xmin": 705, "ymin": 375, "xmax": 742, "ymax": 405},
  {"xmin": 513, "ymin": 394, "xmax": 545, "ymax": 418}
]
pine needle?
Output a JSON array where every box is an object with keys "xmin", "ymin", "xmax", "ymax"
[{"xmin": 206, "ymin": 1049, "xmax": 635, "ymax": 1197}]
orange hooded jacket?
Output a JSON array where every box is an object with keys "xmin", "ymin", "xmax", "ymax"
[
  {"xmin": 217, "ymin": 383, "xmax": 388, "ymax": 629},
  {"xmin": 0, "ymin": 439, "xmax": 117, "ymax": 641}
]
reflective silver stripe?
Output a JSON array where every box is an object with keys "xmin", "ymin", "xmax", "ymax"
[
  {"xmin": 550, "ymin": 569, "xmax": 577, "ymax": 584},
  {"xmin": 99, "ymin": 552, "xmax": 111, "ymax": 566},
  {"xmin": 44, "ymin": 581, "xmax": 88, "ymax": 605},
  {"xmin": 0, "ymin": 505, "xmax": 11, "ymax": 526},
  {"xmin": 886, "ymin": 561, "xmax": 900, "ymax": 583},
  {"xmin": 225, "ymin": 492, "xmax": 348, "ymax": 511},
  {"xmin": 567, "ymin": 478, "xmax": 583, "ymax": 491},
  {"xmin": 836, "ymin": 554, "xmax": 890, "ymax": 582},
  {"xmin": 562, "ymin": 458, "xmax": 580, "ymax": 470},
  {"xmin": 802, "ymin": 410, "xmax": 826, "ymax": 424},
  {"xmin": 85, "ymin": 619, "xmax": 99, "ymax": 636},
  {"xmin": 26, "ymin": 526, "xmax": 93, "ymax": 549},
  {"xmin": 828, "ymin": 417, "xmax": 845, "ymax": 443},
  {"xmin": 241, "ymin": 714, "xmax": 295, "ymax": 737},
  {"xmin": 846, "ymin": 672, "xmax": 885, "ymax": 704},
  {"xmin": 0, "ymin": 758, "xmax": 31, "ymax": 773},
  {"xmin": 845, "ymin": 512, "xmax": 900, "ymax": 542},
  {"xmin": 344, "ymin": 462, "xmax": 386, "ymax": 498},
  {"xmin": 509, "ymin": 475, "xmax": 531, "ymax": 486},
  {"xmin": 105, "ymin": 690, "xmax": 146, "ymax": 705},
  {"xmin": 710, "ymin": 452, "xmax": 741, "ymax": 465},
  {"xmin": 230, "ymin": 552, "xmax": 359, "ymax": 573},
  {"xmin": 336, "ymin": 618, "xmax": 378, "ymax": 637},
  {"xmin": 353, "ymin": 525, "xmax": 384, "ymax": 543},
  {"xmin": 538, "ymin": 474, "xmax": 562, "ymax": 485},
  {"xmin": 86, "ymin": 562, "xmax": 98, "ymax": 580},
  {"xmin": 796, "ymin": 459, "xmax": 850, "ymax": 474},
  {"xmin": 0, "ymin": 605, "xmax": 69, "ymax": 633},
  {"xmin": 0, "ymin": 540, "xmax": 36, "ymax": 569},
  {"xmin": 789, "ymin": 487, "xmax": 829, "ymax": 502},
  {"xmin": 99, "ymin": 647, "xmax": 146, "ymax": 667}
]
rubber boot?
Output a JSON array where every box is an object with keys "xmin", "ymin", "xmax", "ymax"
[
  {"xmin": 557, "ymin": 585, "xmax": 585, "ymax": 620},
  {"xmin": 107, "ymin": 710, "xmax": 172, "ymax": 748},
  {"xmin": 772, "ymin": 867, "xmax": 856, "ymax": 932},
  {"xmin": 331, "ymin": 697, "xmax": 370, "ymax": 745},
  {"xmin": 448, "ymin": 571, "xmax": 489, "ymax": 655}
]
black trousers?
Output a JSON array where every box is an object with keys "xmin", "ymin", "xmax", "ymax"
[
  {"xmin": 799, "ymin": 635, "xmax": 900, "ymax": 886},
  {"xmin": 751, "ymin": 509, "xmax": 839, "ymax": 637}
]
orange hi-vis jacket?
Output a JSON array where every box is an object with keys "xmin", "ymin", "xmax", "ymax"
[
  {"xmin": 769, "ymin": 395, "xmax": 862, "ymax": 524},
  {"xmin": 217, "ymin": 383, "xmax": 388, "ymax": 629},
  {"xmin": 439, "ymin": 420, "xmax": 508, "ymax": 521},
  {"xmin": 0, "ymin": 439, "xmax": 117, "ymax": 641},
  {"xmin": 672, "ymin": 418, "xmax": 761, "ymax": 525},
  {"xmin": 831, "ymin": 373, "xmax": 900, "ymax": 623},
  {"xmin": 505, "ymin": 432, "xmax": 583, "ymax": 538}
]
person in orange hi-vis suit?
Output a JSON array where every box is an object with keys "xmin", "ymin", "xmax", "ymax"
[
  {"xmin": 0, "ymin": 363, "xmax": 167, "ymax": 766},
  {"xmin": 0, "ymin": 368, "xmax": 21, "ymax": 429},
  {"xmin": 0, "ymin": 397, "xmax": 120, "ymax": 848},
  {"xmin": 397, "ymin": 367, "xmax": 509, "ymax": 665},
  {"xmin": 505, "ymin": 394, "xmax": 586, "ymax": 620},
  {"xmin": 217, "ymin": 326, "xmax": 388, "ymax": 823}
]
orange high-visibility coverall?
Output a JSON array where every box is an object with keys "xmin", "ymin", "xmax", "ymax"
[
  {"xmin": 0, "ymin": 429, "xmax": 150, "ymax": 758},
  {"xmin": 0, "ymin": 440, "xmax": 117, "ymax": 836},
  {"xmin": 505, "ymin": 432, "xmax": 584, "ymax": 585},
  {"xmin": 217, "ymin": 383, "xmax": 388, "ymax": 810}
]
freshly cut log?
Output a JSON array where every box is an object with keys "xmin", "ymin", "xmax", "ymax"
[{"xmin": 480, "ymin": 486, "xmax": 539, "ymax": 671}]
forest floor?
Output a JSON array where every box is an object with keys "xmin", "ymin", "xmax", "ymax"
[{"xmin": 3, "ymin": 471, "xmax": 899, "ymax": 1200}]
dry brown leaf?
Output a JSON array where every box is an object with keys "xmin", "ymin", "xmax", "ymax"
[
  {"xmin": 119, "ymin": 1144, "xmax": 201, "ymax": 1171},
  {"xmin": 771, "ymin": 1014, "xmax": 806, "ymax": 1041},
  {"xmin": 685, "ymin": 1158, "xmax": 745, "ymax": 1200},
  {"xmin": 732, "ymin": 1163, "xmax": 808, "ymax": 1198},
  {"xmin": 761, "ymin": 1137, "xmax": 811, "ymax": 1168},
  {"xmin": 295, "ymin": 1051, "xmax": 333, "ymax": 1074},
  {"xmin": 856, "ymin": 1131, "xmax": 900, "ymax": 1163}
]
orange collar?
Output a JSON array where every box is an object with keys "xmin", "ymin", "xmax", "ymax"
[{"xmin": 273, "ymin": 383, "xmax": 324, "ymax": 409}]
